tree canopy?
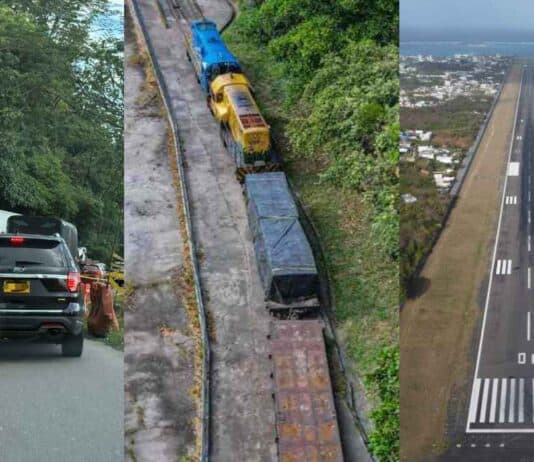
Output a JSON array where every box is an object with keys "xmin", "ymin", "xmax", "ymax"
[{"xmin": 0, "ymin": 0, "xmax": 123, "ymax": 262}]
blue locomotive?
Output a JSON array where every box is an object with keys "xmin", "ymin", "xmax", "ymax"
[{"xmin": 185, "ymin": 20, "xmax": 241, "ymax": 92}]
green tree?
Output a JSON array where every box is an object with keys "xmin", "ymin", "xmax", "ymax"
[{"xmin": 0, "ymin": 1, "xmax": 123, "ymax": 263}]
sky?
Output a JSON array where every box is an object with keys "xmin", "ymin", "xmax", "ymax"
[{"xmin": 401, "ymin": 0, "xmax": 534, "ymax": 41}]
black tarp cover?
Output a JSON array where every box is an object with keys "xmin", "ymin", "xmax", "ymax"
[{"xmin": 245, "ymin": 173, "xmax": 318, "ymax": 304}]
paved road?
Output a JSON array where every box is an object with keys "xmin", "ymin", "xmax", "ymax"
[{"xmin": 0, "ymin": 340, "xmax": 123, "ymax": 462}]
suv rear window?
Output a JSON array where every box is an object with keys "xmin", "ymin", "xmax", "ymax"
[{"xmin": 0, "ymin": 240, "xmax": 66, "ymax": 271}]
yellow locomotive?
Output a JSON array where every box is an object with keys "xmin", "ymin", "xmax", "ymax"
[{"xmin": 208, "ymin": 73, "xmax": 279, "ymax": 179}]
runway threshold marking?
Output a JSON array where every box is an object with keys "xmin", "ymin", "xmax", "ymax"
[{"xmin": 469, "ymin": 377, "xmax": 534, "ymax": 431}]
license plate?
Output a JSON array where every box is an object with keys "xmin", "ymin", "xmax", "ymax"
[{"xmin": 3, "ymin": 280, "xmax": 30, "ymax": 294}]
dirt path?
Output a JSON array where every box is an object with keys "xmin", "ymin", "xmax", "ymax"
[
  {"xmin": 400, "ymin": 64, "xmax": 522, "ymax": 461},
  {"xmin": 124, "ymin": 11, "xmax": 197, "ymax": 461}
]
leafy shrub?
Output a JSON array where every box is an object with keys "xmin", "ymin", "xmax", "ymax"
[{"xmin": 367, "ymin": 346, "xmax": 400, "ymax": 461}]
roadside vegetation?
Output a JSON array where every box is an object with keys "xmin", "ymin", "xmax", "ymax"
[
  {"xmin": 0, "ymin": 0, "xmax": 123, "ymax": 263},
  {"xmin": 400, "ymin": 58, "xmax": 509, "ymax": 298},
  {"xmin": 225, "ymin": 1, "xmax": 399, "ymax": 458},
  {"xmin": 400, "ymin": 95, "xmax": 494, "ymax": 298}
]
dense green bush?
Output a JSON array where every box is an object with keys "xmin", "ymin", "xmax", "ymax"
[
  {"xmin": 228, "ymin": 1, "xmax": 399, "ymax": 459},
  {"xmin": 0, "ymin": 0, "xmax": 123, "ymax": 263},
  {"xmin": 367, "ymin": 347, "xmax": 400, "ymax": 461},
  {"xmin": 288, "ymin": 41, "xmax": 399, "ymax": 257}
]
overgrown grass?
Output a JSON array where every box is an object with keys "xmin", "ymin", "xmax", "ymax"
[{"xmin": 224, "ymin": 7, "xmax": 398, "ymax": 459}]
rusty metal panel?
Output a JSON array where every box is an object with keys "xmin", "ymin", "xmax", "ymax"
[{"xmin": 270, "ymin": 320, "xmax": 343, "ymax": 462}]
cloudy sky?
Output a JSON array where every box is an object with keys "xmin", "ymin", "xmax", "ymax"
[{"xmin": 401, "ymin": 0, "xmax": 534, "ymax": 39}]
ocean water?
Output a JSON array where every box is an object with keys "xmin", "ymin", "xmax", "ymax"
[
  {"xmin": 400, "ymin": 41, "xmax": 534, "ymax": 57},
  {"xmin": 91, "ymin": 0, "xmax": 123, "ymax": 40}
]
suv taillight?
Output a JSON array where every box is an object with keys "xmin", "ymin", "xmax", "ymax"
[
  {"xmin": 67, "ymin": 272, "xmax": 80, "ymax": 292},
  {"xmin": 10, "ymin": 237, "xmax": 25, "ymax": 245}
]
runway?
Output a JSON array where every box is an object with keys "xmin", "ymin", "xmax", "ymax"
[{"xmin": 466, "ymin": 64, "xmax": 534, "ymax": 434}]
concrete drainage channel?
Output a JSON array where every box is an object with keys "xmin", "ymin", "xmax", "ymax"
[
  {"xmin": 129, "ymin": 0, "xmax": 372, "ymax": 460},
  {"xmin": 127, "ymin": 1, "xmax": 211, "ymax": 460}
]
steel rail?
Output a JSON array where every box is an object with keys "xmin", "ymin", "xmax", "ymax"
[{"xmin": 127, "ymin": 1, "xmax": 212, "ymax": 460}]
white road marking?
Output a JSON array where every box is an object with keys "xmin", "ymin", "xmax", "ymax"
[
  {"xmin": 489, "ymin": 378, "xmax": 499, "ymax": 423},
  {"xmin": 519, "ymin": 379, "xmax": 525, "ymax": 423},
  {"xmin": 495, "ymin": 259, "xmax": 512, "ymax": 275},
  {"xmin": 469, "ymin": 378, "xmax": 481, "ymax": 423},
  {"xmin": 529, "ymin": 235, "xmax": 531, "ymax": 252},
  {"xmin": 480, "ymin": 378, "xmax": 490, "ymax": 423},
  {"xmin": 509, "ymin": 378, "xmax": 516, "ymax": 423},
  {"xmin": 528, "ymin": 312, "xmax": 532, "ymax": 341},
  {"xmin": 500, "ymin": 379, "xmax": 507, "ymax": 423},
  {"xmin": 505, "ymin": 196, "xmax": 518, "ymax": 204},
  {"xmin": 466, "ymin": 68, "xmax": 524, "ymax": 433},
  {"xmin": 508, "ymin": 162, "xmax": 520, "ymax": 176},
  {"xmin": 529, "ymin": 267, "xmax": 532, "ymax": 289}
]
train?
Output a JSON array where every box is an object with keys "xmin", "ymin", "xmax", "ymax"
[
  {"xmin": 186, "ymin": 19, "xmax": 280, "ymax": 179},
  {"xmin": 186, "ymin": 19, "xmax": 318, "ymax": 312},
  {"xmin": 184, "ymin": 18, "xmax": 344, "ymax": 462},
  {"xmin": 185, "ymin": 19, "xmax": 241, "ymax": 92}
]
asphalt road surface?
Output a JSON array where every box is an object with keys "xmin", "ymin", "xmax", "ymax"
[
  {"xmin": 0, "ymin": 339, "xmax": 123, "ymax": 462},
  {"xmin": 446, "ymin": 64, "xmax": 534, "ymax": 460}
]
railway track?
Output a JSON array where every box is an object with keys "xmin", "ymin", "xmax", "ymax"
[
  {"xmin": 130, "ymin": 0, "xmax": 369, "ymax": 460},
  {"xmin": 129, "ymin": 0, "xmax": 277, "ymax": 461},
  {"xmin": 169, "ymin": 0, "xmax": 204, "ymax": 22}
]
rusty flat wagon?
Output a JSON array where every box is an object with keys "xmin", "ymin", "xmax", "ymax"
[{"xmin": 270, "ymin": 320, "xmax": 343, "ymax": 462}]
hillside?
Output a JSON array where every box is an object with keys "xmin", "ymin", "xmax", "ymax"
[{"xmin": 224, "ymin": 0, "xmax": 399, "ymax": 459}]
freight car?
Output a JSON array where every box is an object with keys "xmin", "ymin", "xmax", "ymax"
[
  {"xmin": 245, "ymin": 172, "xmax": 319, "ymax": 312},
  {"xmin": 210, "ymin": 73, "xmax": 280, "ymax": 179},
  {"xmin": 185, "ymin": 19, "xmax": 241, "ymax": 92},
  {"xmin": 269, "ymin": 320, "xmax": 344, "ymax": 462}
]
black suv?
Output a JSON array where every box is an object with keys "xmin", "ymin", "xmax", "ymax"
[{"xmin": 0, "ymin": 234, "xmax": 84, "ymax": 356}]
